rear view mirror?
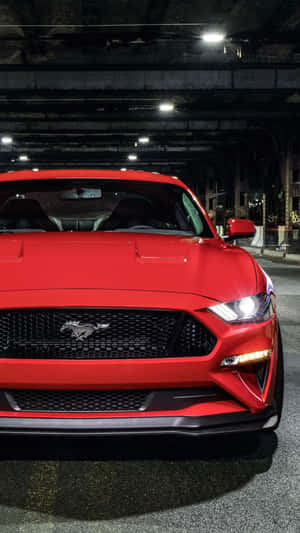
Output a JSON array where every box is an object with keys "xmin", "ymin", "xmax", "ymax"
[
  {"xmin": 225, "ymin": 218, "xmax": 256, "ymax": 241},
  {"xmin": 61, "ymin": 188, "xmax": 102, "ymax": 200}
]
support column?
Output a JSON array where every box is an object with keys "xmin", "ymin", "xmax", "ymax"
[
  {"xmin": 280, "ymin": 138, "xmax": 292, "ymax": 253},
  {"xmin": 284, "ymin": 145, "xmax": 292, "ymax": 228},
  {"xmin": 205, "ymin": 181, "xmax": 210, "ymax": 212},
  {"xmin": 261, "ymin": 192, "xmax": 266, "ymax": 253},
  {"xmin": 234, "ymin": 153, "xmax": 241, "ymax": 218},
  {"xmin": 242, "ymin": 162, "xmax": 249, "ymax": 218}
]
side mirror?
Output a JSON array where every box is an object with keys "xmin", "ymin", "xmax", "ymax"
[{"xmin": 225, "ymin": 218, "xmax": 256, "ymax": 241}]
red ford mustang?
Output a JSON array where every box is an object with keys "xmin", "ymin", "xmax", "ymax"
[{"xmin": 0, "ymin": 169, "xmax": 283, "ymax": 436}]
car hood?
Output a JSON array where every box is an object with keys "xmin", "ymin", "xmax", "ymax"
[{"xmin": 0, "ymin": 233, "xmax": 257, "ymax": 303}]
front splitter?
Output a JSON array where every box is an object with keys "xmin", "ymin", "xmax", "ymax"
[{"xmin": 0, "ymin": 406, "xmax": 275, "ymax": 436}]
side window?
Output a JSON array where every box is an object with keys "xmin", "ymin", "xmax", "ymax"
[{"xmin": 182, "ymin": 193, "xmax": 204, "ymax": 235}]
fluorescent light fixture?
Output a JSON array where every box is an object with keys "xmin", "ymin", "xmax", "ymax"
[
  {"xmin": 1, "ymin": 135, "xmax": 13, "ymax": 145},
  {"xmin": 32, "ymin": 167, "xmax": 39, "ymax": 172},
  {"xmin": 120, "ymin": 167, "xmax": 127, "ymax": 171},
  {"xmin": 128, "ymin": 154, "xmax": 137, "ymax": 161},
  {"xmin": 202, "ymin": 32, "xmax": 225, "ymax": 43},
  {"xmin": 221, "ymin": 348, "xmax": 272, "ymax": 368},
  {"xmin": 138, "ymin": 136, "xmax": 150, "ymax": 144},
  {"xmin": 19, "ymin": 154, "xmax": 29, "ymax": 161},
  {"xmin": 159, "ymin": 102, "xmax": 174, "ymax": 112}
]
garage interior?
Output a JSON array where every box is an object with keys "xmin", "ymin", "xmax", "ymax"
[
  {"xmin": 0, "ymin": 2, "xmax": 299, "ymax": 532},
  {"xmin": 0, "ymin": 0, "xmax": 300, "ymax": 252}
]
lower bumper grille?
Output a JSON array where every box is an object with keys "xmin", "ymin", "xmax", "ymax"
[
  {"xmin": 3, "ymin": 387, "xmax": 227, "ymax": 413},
  {"xmin": 7, "ymin": 389, "xmax": 149, "ymax": 413},
  {"xmin": 0, "ymin": 308, "xmax": 217, "ymax": 359}
]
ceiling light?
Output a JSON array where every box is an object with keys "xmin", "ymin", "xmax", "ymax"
[
  {"xmin": 202, "ymin": 32, "xmax": 225, "ymax": 43},
  {"xmin": 32, "ymin": 168, "xmax": 39, "ymax": 172},
  {"xmin": 138, "ymin": 136, "xmax": 150, "ymax": 144},
  {"xmin": 19, "ymin": 154, "xmax": 29, "ymax": 161},
  {"xmin": 1, "ymin": 135, "xmax": 13, "ymax": 145},
  {"xmin": 120, "ymin": 167, "xmax": 127, "ymax": 171},
  {"xmin": 11, "ymin": 158, "xmax": 15, "ymax": 162},
  {"xmin": 159, "ymin": 102, "xmax": 174, "ymax": 112},
  {"xmin": 128, "ymin": 154, "xmax": 137, "ymax": 161}
]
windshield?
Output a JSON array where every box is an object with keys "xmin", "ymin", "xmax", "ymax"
[{"xmin": 0, "ymin": 179, "xmax": 212, "ymax": 237}]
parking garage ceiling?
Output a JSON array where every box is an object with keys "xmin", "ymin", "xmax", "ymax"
[{"xmin": 0, "ymin": 0, "xmax": 299, "ymax": 172}]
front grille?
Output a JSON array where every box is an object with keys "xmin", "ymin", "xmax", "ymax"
[
  {"xmin": 0, "ymin": 308, "xmax": 217, "ymax": 360},
  {"xmin": 8, "ymin": 389, "xmax": 149, "ymax": 412}
]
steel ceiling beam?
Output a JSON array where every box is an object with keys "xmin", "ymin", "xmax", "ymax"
[
  {"xmin": 0, "ymin": 111, "xmax": 298, "ymax": 122},
  {"xmin": 0, "ymin": 67, "xmax": 299, "ymax": 90},
  {"xmin": 0, "ymin": 150, "xmax": 217, "ymax": 160},
  {"xmin": 0, "ymin": 119, "xmax": 252, "ymax": 131}
]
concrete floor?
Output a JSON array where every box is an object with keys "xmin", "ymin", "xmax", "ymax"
[{"xmin": 0, "ymin": 258, "xmax": 299, "ymax": 533}]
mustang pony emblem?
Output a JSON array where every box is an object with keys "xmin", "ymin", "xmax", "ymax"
[{"xmin": 60, "ymin": 320, "xmax": 110, "ymax": 341}]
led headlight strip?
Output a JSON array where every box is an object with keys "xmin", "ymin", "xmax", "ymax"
[{"xmin": 221, "ymin": 348, "xmax": 272, "ymax": 368}]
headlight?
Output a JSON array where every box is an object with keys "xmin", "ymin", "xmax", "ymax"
[{"xmin": 209, "ymin": 293, "xmax": 274, "ymax": 323}]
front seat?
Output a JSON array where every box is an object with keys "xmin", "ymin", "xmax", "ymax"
[
  {"xmin": 0, "ymin": 198, "xmax": 59, "ymax": 231},
  {"xmin": 100, "ymin": 197, "xmax": 156, "ymax": 231}
]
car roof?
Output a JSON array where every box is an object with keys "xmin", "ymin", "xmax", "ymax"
[{"xmin": 0, "ymin": 169, "xmax": 188, "ymax": 188}]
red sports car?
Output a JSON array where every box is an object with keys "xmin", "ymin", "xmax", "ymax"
[{"xmin": 0, "ymin": 169, "xmax": 283, "ymax": 436}]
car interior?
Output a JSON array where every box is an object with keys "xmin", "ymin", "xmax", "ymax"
[{"xmin": 0, "ymin": 179, "xmax": 211, "ymax": 236}]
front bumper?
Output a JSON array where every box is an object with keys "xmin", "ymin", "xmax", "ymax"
[
  {"xmin": 0, "ymin": 406, "xmax": 277, "ymax": 436},
  {"xmin": 0, "ymin": 290, "xmax": 279, "ymax": 431}
]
